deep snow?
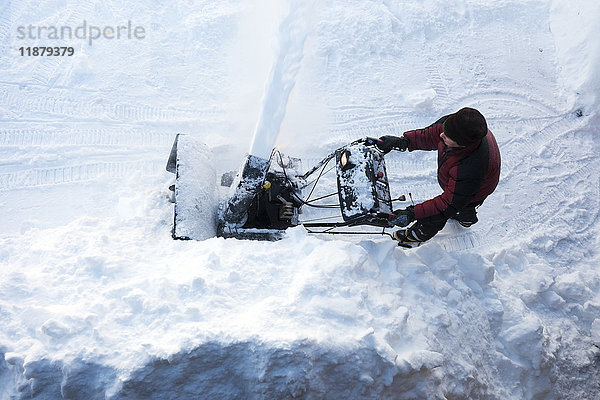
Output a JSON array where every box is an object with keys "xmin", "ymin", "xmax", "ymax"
[{"xmin": 1, "ymin": 0, "xmax": 600, "ymax": 399}]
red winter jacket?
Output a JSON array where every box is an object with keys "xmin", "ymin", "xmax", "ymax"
[{"xmin": 403, "ymin": 121, "xmax": 501, "ymax": 220}]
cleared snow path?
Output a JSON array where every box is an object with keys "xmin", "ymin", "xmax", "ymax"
[{"xmin": 1, "ymin": 0, "xmax": 599, "ymax": 399}]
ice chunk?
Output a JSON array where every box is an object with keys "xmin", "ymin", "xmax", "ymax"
[
  {"xmin": 41, "ymin": 319, "xmax": 71, "ymax": 339},
  {"xmin": 460, "ymin": 253, "xmax": 495, "ymax": 285},
  {"xmin": 554, "ymin": 271, "xmax": 593, "ymax": 302}
]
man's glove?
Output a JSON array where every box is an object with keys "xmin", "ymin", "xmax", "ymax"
[
  {"xmin": 377, "ymin": 135, "xmax": 409, "ymax": 154},
  {"xmin": 389, "ymin": 206, "xmax": 415, "ymax": 227}
]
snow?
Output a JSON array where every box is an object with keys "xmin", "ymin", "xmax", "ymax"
[
  {"xmin": 1, "ymin": 0, "xmax": 600, "ymax": 399},
  {"xmin": 249, "ymin": 1, "xmax": 310, "ymax": 159}
]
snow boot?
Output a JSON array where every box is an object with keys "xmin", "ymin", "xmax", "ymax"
[
  {"xmin": 393, "ymin": 228, "xmax": 422, "ymax": 248},
  {"xmin": 453, "ymin": 207, "xmax": 478, "ymax": 228}
]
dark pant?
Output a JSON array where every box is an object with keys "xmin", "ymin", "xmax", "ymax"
[{"xmin": 409, "ymin": 201, "xmax": 482, "ymax": 242}]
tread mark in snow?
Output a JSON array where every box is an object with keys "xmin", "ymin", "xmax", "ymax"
[
  {"xmin": 452, "ymin": 90, "xmax": 560, "ymax": 118},
  {"xmin": 425, "ymin": 64, "xmax": 450, "ymax": 108},
  {"xmin": 28, "ymin": 0, "xmax": 94, "ymax": 87},
  {"xmin": 510, "ymin": 159, "xmax": 600, "ymax": 236},
  {"xmin": 330, "ymin": 111, "xmax": 416, "ymax": 126},
  {"xmin": 501, "ymin": 115, "xmax": 579, "ymax": 179},
  {"xmin": 0, "ymin": 84, "xmax": 212, "ymax": 122},
  {"xmin": 327, "ymin": 115, "xmax": 421, "ymax": 144},
  {"xmin": 328, "ymin": 104, "xmax": 415, "ymax": 125},
  {"xmin": 385, "ymin": 160, "xmax": 434, "ymax": 177},
  {"xmin": 0, "ymin": 2, "xmax": 12, "ymax": 60},
  {"xmin": 0, "ymin": 127, "xmax": 175, "ymax": 147},
  {"xmin": 0, "ymin": 0, "xmax": 31, "ymax": 60},
  {"xmin": 0, "ymin": 160, "xmax": 164, "ymax": 191},
  {"xmin": 439, "ymin": 231, "xmax": 480, "ymax": 253}
]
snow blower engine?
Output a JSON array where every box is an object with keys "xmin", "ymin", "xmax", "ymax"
[{"xmin": 166, "ymin": 135, "xmax": 400, "ymax": 241}]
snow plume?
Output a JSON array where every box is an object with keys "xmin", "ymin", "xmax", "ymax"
[{"xmin": 248, "ymin": 1, "xmax": 312, "ymax": 159}]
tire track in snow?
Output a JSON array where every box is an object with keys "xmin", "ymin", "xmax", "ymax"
[
  {"xmin": 438, "ymin": 231, "xmax": 481, "ymax": 253},
  {"xmin": 328, "ymin": 104, "xmax": 415, "ymax": 125},
  {"xmin": 330, "ymin": 104, "xmax": 406, "ymax": 112},
  {"xmin": 330, "ymin": 111, "xmax": 415, "ymax": 126},
  {"xmin": 389, "ymin": 184, "xmax": 440, "ymax": 205},
  {"xmin": 327, "ymin": 115, "xmax": 421, "ymax": 144},
  {"xmin": 425, "ymin": 63, "xmax": 450, "ymax": 108},
  {"xmin": 0, "ymin": 127, "xmax": 175, "ymax": 147},
  {"xmin": 328, "ymin": 121, "xmax": 403, "ymax": 141},
  {"xmin": 0, "ymin": 0, "xmax": 31, "ymax": 60},
  {"xmin": 516, "ymin": 160, "xmax": 600, "ymax": 237},
  {"xmin": 0, "ymin": 84, "xmax": 213, "ymax": 122},
  {"xmin": 498, "ymin": 114, "xmax": 582, "ymax": 180},
  {"xmin": 28, "ymin": 0, "xmax": 95, "ymax": 86},
  {"xmin": 385, "ymin": 158, "xmax": 433, "ymax": 176},
  {"xmin": 437, "ymin": 224, "xmax": 488, "ymax": 253},
  {"xmin": 0, "ymin": 160, "xmax": 165, "ymax": 191},
  {"xmin": 0, "ymin": 1, "xmax": 12, "ymax": 60},
  {"xmin": 513, "ymin": 160, "xmax": 600, "ymax": 263},
  {"xmin": 452, "ymin": 90, "xmax": 560, "ymax": 118}
]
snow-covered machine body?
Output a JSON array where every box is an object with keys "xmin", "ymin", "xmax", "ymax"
[
  {"xmin": 166, "ymin": 134, "xmax": 218, "ymax": 241},
  {"xmin": 166, "ymin": 135, "xmax": 397, "ymax": 241},
  {"xmin": 335, "ymin": 143, "xmax": 392, "ymax": 224}
]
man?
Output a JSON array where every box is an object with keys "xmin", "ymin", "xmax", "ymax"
[{"xmin": 377, "ymin": 107, "xmax": 501, "ymax": 247}]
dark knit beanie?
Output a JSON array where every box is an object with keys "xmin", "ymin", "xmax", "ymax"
[{"xmin": 443, "ymin": 107, "xmax": 488, "ymax": 146}]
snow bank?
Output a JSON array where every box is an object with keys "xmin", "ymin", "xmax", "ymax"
[
  {"xmin": 2, "ymin": 211, "xmax": 597, "ymax": 398},
  {"xmin": 550, "ymin": 0, "xmax": 600, "ymax": 109}
]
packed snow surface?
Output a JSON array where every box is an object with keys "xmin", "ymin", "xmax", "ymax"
[{"xmin": 1, "ymin": 0, "xmax": 600, "ymax": 399}]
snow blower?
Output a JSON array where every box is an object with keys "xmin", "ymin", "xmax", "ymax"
[{"xmin": 166, "ymin": 135, "xmax": 403, "ymax": 241}]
